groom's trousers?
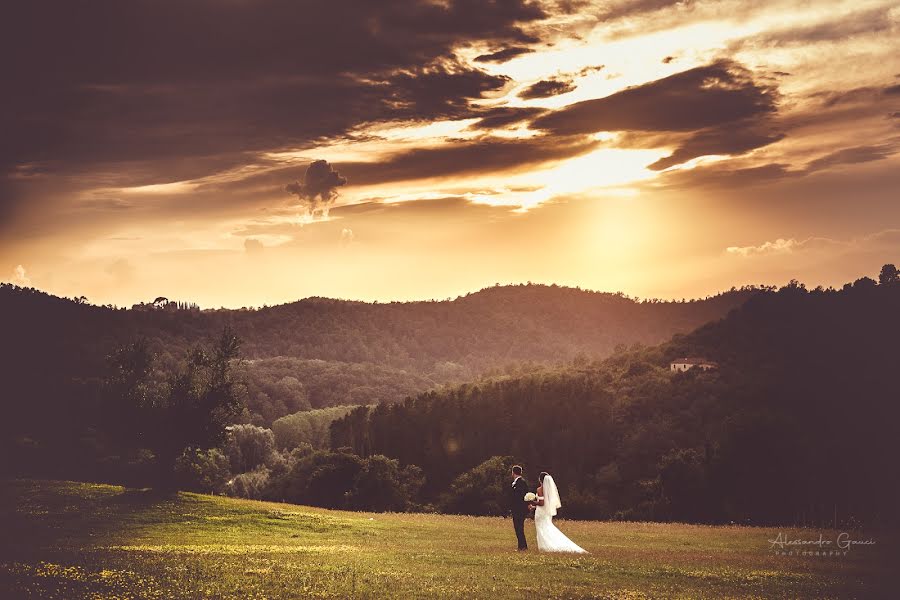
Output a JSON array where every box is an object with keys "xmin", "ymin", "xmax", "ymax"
[{"xmin": 512, "ymin": 513, "xmax": 527, "ymax": 550}]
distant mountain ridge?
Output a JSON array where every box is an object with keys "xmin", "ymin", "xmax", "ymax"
[
  {"xmin": 0, "ymin": 282, "xmax": 756, "ymax": 426},
  {"xmin": 5, "ymin": 270, "xmax": 897, "ymax": 527},
  {"xmin": 1, "ymin": 282, "xmax": 758, "ymax": 367}
]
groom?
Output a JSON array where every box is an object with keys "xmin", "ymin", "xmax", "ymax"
[{"xmin": 508, "ymin": 465, "xmax": 530, "ymax": 551}]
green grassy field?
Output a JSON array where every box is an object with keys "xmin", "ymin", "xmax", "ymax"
[{"xmin": 0, "ymin": 480, "xmax": 891, "ymax": 599}]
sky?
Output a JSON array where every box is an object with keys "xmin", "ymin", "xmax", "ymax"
[{"xmin": 2, "ymin": 0, "xmax": 899, "ymax": 307}]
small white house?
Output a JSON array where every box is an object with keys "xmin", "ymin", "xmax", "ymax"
[{"xmin": 670, "ymin": 357, "xmax": 718, "ymax": 372}]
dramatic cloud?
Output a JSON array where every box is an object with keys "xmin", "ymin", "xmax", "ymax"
[
  {"xmin": 0, "ymin": 0, "xmax": 546, "ymax": 176},
  {"xmin": 531, "ymin": 61, "xmax": 781, "ymax": 169},
  {"xmin": 3, "ymin": 0, "xmax": 899, "ymax": 307},
  {"xmin": 738, "ymin": 6, "xmax": 896, "ymax": 48},
  {"xmin": 655, "ymin": 162, "xmax": 795, "ymax": 189},
  {"xmin": 805, "ymin": 145, "xmax": 897, "ymax": 173},
  {"xmin": 338, "ymin": 135, "xmax": 600, "ymax": 186},
  {"xmin": 658, "ymin": 142, "xmax": 899, "ymax": 187},
  {"xmin": 469, "ymin": 106, "xmax": 549, "ymax": 129},
  {"xmin": 474, "ymin": 46, "xmax": 535, "ymax": 63},
  {"xmin": 519, "ymin": 79, "xmax": 577, "ymax": 99},
  {"xmin": 286, "ymin": 161, "xmax": 348, "ymax": 215},
  {"xmin": 594, "ymin": 0, "xmax": 683, "ymax": 22},
  {"xmin": 659, "ymin": 133, "xmax": 900, "ymax": 193},
  {"xmin": 648, "ymin": 124, "xmax": 785, "ymax": 170},
  {"xmin": 532, "ymin": 61, "xmax": 778, "ymax": 134},
  {"xmin": 383, "ymin": 62, "xmax": 510, "ymax": 117}
]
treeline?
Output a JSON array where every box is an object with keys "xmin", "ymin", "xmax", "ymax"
[
  {"xmin": 5, "ymin": 268, "xmax": 897, "ymax": 522},
  {"xmin": 236, "ymin": 358, "xmax": 432, "ymax": 424},
  {"xmin": 330, "ymin": 267, "xmax": 900, "ymax": 526},
  {"xmin": 174, "ymin": 424, "xmax": 425, "ymax": 513},
  {"xmin": 0, "ymin": 283, "xmax": 755, "ymax": 429},
  {"xmin": 271, "ymin": 406, "xmax": 359, "ymax": 450}
]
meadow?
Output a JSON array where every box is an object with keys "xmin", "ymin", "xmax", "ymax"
[{"xmin": 0, "ymin": 480, "xmax": 891, "ymax": 599}]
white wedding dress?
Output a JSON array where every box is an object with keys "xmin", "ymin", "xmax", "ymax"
[{"xmin": 534, "ymin": 474, "xmax": 587, "ymax": 553}]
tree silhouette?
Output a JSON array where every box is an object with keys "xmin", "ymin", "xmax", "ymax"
[
  {"xmin": 104, "ymin": 327, "xmax": 243, "ymax": 488},
  {"xmin": 879, "ymin": 263, "xmax": 898, "ymax": 285}
]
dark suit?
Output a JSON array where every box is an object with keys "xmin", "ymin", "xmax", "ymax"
[{"xmin": 509, "ymin": 476, "xmax": 530, "ymax": 550}]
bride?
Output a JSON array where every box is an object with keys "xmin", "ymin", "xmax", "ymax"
[{"xmin": 532, "ymin": 472, "xmax": 587, "ymax": 553}]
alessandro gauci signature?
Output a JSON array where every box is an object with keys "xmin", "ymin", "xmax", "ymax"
[{"xmin": 768, "ymin": 532, "xmax": 877, "ymax": 553}]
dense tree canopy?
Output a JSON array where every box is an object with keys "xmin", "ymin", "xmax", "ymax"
[
  {"xmin": 271, "ymin": 406, "xmax": 359, "ymax": 451},
  {"xmin": 3, "ymin": 268, "xmax": 897, "ymax": 523},
  {"xmin": 332, "ymin": 273, "xmax": 900, "ymax": 527},
  {"xmin": 105, "ymin": 328, "xmax": 244, "ymax": 487},
  {"xmin": 0, "ymin": 283, "xmax": 754, "ymax": 430}
]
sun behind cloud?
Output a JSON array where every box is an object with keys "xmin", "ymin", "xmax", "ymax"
[{"xmin": 1, "ymin": 0, "xmax": 898, "ymax": 306}]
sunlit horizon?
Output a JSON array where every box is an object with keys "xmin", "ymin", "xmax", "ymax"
[{"xmin": 2, "ymin": 0, "xmax": 898, "ymax": 307}]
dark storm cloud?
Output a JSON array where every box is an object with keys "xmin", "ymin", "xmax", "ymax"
[
  {"xmin": 2, "ymin": 1, "xmax": 545, "ymax": 87},
  {"xmin": 0, "ymin": 0, "xmax": 553, "ymax": 236},
  {"xmin": 0, "ymin": 0, "xmax": 546, "ymax": 178},
  {"xmin": 782, "ymin": 83, "xmax": 900, "ymax": 136},
  {"xmin": 648, "ymin": 123, "xmax": 785, "ymax": 170},
  {"xmin": 474, "ymin": 46, "xmax": 535, "ymax": 63},
  {"xmin": 657, "ymin": 143, "xmax": 899, "ymax": 189},
  {"xmin": 285, "ymin": 160, "xmax": 348, "ymax": 213},
  {"xmin": 530, "ymin": 60, "xmax": 781, "ymax": 169},
  {"xmin": 337, "ymin": 135, "xmax": 600, "ymax": 186},
  {"xmin": 187, "ymin": 133, "xmax": 596, "ymax": 195},
  {"xmin": 532, "ymin": 61, "xmax": 778, "ymax": 135},
  {"xmin": 469, "ymin": 106, "xmax": 549, "ymax": 129},
  {"xmin": 656, "ymin": 162, "xmax": 795, "ymax": 189},
  {"xmin": 519, "ymin": 79, "xmax": 577, "ymax": 99},
  {"xmin": 805, "ymin": 145, "xmax": 897, "ymax": 173},
  {"xmin": 385, "ymin": 63, "xmax": 511, "ymax": 116},
  {"xmin": 814, "ymin": 85, "xmax": 886, "ymax": 108}
]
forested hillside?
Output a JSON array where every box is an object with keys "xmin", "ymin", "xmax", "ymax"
[
  {"xmin": 0, "ymin": 282, "xmax": 753, "ymax": 428},
  {"xmin": 330, "ymin": 273, "xmax": 900, "ymax": 527},
  {"xmin": 3, "ymin": 269, "xmax": 897, "ymax": 527}
]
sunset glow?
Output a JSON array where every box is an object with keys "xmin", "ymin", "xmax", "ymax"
[{"xmin": 2, "ymin": 0, "xmax": 898, "ymax": 307}]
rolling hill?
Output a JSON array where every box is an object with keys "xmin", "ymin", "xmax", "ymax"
[
  {"xmin": 332, "ymin": 277, "xmax": 900, "ymax": 526},
  {"xmin": 0, "ymin": 282, "xmax": 755, "ymax": 427}
]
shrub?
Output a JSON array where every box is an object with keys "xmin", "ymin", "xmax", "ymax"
[
  {"xmin": 271, "ymin": 406, "xmax": 357, "ymax": 450},
  {"xmin": 440, "ymin": 456, "xmax": 517, "ymax": 516},
  {"xmin": 351, "ymin": 455, "xmax": 406, "ymax": 512},
  {"xmin": 224, "ymin": 424, "xmax": 277, "ymax": 473},
  {"xmin": 228, "ymin": 468, "xmax": 270, "ymax": 499},
  {"xmin": 173, "ymin": 448, "xmax": 231, "ymax": 494}
]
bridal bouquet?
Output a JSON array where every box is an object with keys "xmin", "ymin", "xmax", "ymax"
[{"xmin": 524, "ymin": 492, "xmax": 537, "ymax": 502}]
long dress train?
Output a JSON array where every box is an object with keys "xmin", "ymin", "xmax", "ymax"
[{"xmin": 534, "ymin": 475, "xmax": 587, "ymax": 553}]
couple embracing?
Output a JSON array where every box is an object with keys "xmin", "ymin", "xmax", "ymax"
[{"xmin": 508, "ymin": 465, "xmax": 587, "ymax": 553}]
